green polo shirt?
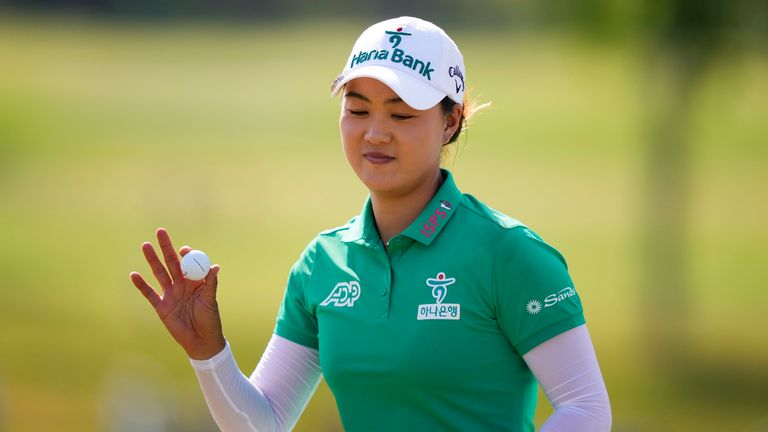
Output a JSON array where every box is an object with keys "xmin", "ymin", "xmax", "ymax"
[{"xmin": 275, "ymin": 169, "xmax": 585, "ymax": 431}]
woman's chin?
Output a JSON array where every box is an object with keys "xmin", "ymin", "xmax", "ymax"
[
  {"xmin": 355, "ymin": 171, "xmax": 402, "ymax": 195},
  {"xmin": 362, "ymin": 179, "xmax": 398, "ymax": 195}
]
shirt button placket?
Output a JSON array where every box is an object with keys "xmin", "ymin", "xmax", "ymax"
[
  {"xmin": 383, "ymin": 257, "xmax": 392, "ymax": 298},
  {"xmin": 383, "ymin": 237, "xmax": 405, "ymax": 300},
  {"xmin": 375, "ymin": 242, "xmax": 392, "ymax": 318}
]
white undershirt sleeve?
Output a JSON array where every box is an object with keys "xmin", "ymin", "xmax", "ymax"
[
  {"xmin": 189, "ymin": 334, "xmax": 322, "ymax": 432},
  {"xmin": 522, "ymin": 324, "xmax": 612, "ymax": 432},
  {"xmin": 189, "ymin": 325, "xmax": 608, "ymax": 431}
]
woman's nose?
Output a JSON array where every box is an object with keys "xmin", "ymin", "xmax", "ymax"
[{"xmin": 364, "ymin": 118, "xmax": 392, "ymax": 145}]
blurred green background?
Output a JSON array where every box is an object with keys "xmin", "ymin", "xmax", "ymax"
[{"xmin": 0, "ymin": 1, "xmax": 766, "ymax": 431}]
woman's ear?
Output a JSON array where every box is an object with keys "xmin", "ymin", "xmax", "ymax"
[{"xmin": 443, "ymin": 104, "xmax": 463, "ymax": 145}]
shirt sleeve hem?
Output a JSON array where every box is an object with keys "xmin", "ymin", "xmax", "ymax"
[
  {"xmin": 274, "ymin": 324, "xmax": 319, "ymax": 350},
  {"xmin": 516, "ymin": 314, "xmax": 586, "ymax": 355}
]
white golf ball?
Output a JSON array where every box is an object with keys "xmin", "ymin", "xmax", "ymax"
[{"xmin": 181, "ymin": 250, "xmax": 211, "ymax": 281}]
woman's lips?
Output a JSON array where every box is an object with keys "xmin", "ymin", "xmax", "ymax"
[{"xmin": 364, "ymin": 152, "xmax": 395, "ymax": 164}]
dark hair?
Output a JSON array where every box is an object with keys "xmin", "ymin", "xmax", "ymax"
[{"xmin": 440, "ymin": 92, "xmax": 490, "ymax": 146}]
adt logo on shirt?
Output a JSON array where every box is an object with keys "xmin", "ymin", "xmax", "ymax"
[
  {"xmin": 417, "ymin": 272, "xmax": 461, "ymax": 320},
  {"xmin": 321, "ymin": 281, "xmax": 361, "ymax": 307}
]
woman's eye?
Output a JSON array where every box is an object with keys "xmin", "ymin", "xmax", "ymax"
[
  {"xmin": 348, "ymin": 110, "xmax": 367, "ymax": 116},
  {"xmin": 392, "ymin": 114, "xmax": 414, "ymax": 120}
]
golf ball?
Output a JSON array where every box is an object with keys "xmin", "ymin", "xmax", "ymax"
[{"xmin": 181, "ymin": 250, "xmax": 211, "ymax": 281}]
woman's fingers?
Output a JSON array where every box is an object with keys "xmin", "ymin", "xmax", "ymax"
[
  {"xmin": 142, "ymin": 242, "xmax": 172, "ymax": 291},
  {"xmin": 209, "ymin": 264, "xmax": 220, "ymax": 291},
  {"xmin": 156, "ymin": 228, "xmax": 184, "ymax": 283},
  {"xmin": 130, "ymin": 271, "xmax": 162, "ymax": 308},
  {"xmin": 201, "ymin": 264, "xmax": 221, "ymax": 303},
  {"xmin": 179, "ymin": 245, "xmax": 192, "ymax": 256}
]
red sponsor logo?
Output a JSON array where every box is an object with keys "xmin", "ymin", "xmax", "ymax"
[{"xmin": 420, "ymin": 207, "xmax": 447, "ymax": 238}]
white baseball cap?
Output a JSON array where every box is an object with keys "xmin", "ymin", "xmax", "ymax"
[{"xmin": 330, "ymin": 16, "xmax": 465, "ymax": 110}]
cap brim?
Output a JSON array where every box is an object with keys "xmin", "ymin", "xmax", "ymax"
[{"xmin": 330, "ymin": 65, "xmax": 445, "ymax": 111}]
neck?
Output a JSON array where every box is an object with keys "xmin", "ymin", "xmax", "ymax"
[{"xmin": 370, "ymin": 169, "xmax": 444, "ymax": 245}]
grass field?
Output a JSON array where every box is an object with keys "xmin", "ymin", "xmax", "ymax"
[{"xmin": 0, "ymin": 14, "xmax": 767, "ymax": 431}]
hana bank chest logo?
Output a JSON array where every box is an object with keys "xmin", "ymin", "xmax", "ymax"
[
  {"xmin": 525, "ymin": 287, "xmax": 577, "ymax": 315},
  {"xmin": 417, "ymin": 272, "xmax": 460, "ymax": 320},
  {"xmin": 349, "ymin": 26, "xmax": 436, "ymax": 80}
]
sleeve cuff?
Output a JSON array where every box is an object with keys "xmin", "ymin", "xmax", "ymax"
[
  {"xmin": 274, "ymin": 324, "xmax": 319, "ymax": 350},
  {"xmin": 188, "ymin": 340, "xmax": 232, "ymax": 370},
  {"xmin": 516, "ymin": 315, "xmax": 587, "ymax": 355}
]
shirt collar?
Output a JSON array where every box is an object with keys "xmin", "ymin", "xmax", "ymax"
[
  {"xmin": 340, "ymin": 197, "xmax": 381, "ymax": 247},
  {"xmin": 341, "ymin": 169, "xmax": 463, "ymax": 247},
  {"xmin": 401, "ymin": 169, "xmax": 463, "ymax": 246}
]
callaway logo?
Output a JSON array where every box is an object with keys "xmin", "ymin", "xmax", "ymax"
[
  {"xmin": 417, "ymin": 272, "xmax": 461, "ymax": 320},
  {"xmin": 526, "ymin": 287, "xmax": 578, "ymax": 315},
  {"xmin": 349, "ymin": 27, "xmax": 435, "ymax": 80},
  {"xmin": 321, "ymin": 281, "xmax": 361, "ymax": 307},
  {"xmin": 448, "ymin": 66, "xmax": 464, "ymax": 93}
]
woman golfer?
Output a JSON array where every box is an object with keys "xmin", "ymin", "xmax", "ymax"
[{"xmin": 130, "ymin": 16, "xmax": 611, "ymax": 431}]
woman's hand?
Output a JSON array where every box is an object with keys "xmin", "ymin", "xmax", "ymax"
[{"xmin": 129, "ymin": 228, "xmax": 226, "ymax": 360}]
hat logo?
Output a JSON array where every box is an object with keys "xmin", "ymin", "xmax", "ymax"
[
  {"xmin": 330, "ymin": 73, "xmax": 344, "ymax": 92},
  {"xmin": 349, "ymin": 26, "xmax": 435, "ymax": 80},
  {"xmin": 448, "ymin": 66, "xmax": 464, "ymax": 93},
  {"xmin": 384, "ymin": 27, "xmax": 412, "ymax": 49}
]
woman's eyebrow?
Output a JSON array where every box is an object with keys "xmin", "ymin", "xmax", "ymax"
[
  {"xmin": 344, "ymin": 91, "xmax": 403, "ymax": 105},
  {"xmin": 344, "ymin": 91, "xmax": 369, "ymax": 102}
]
